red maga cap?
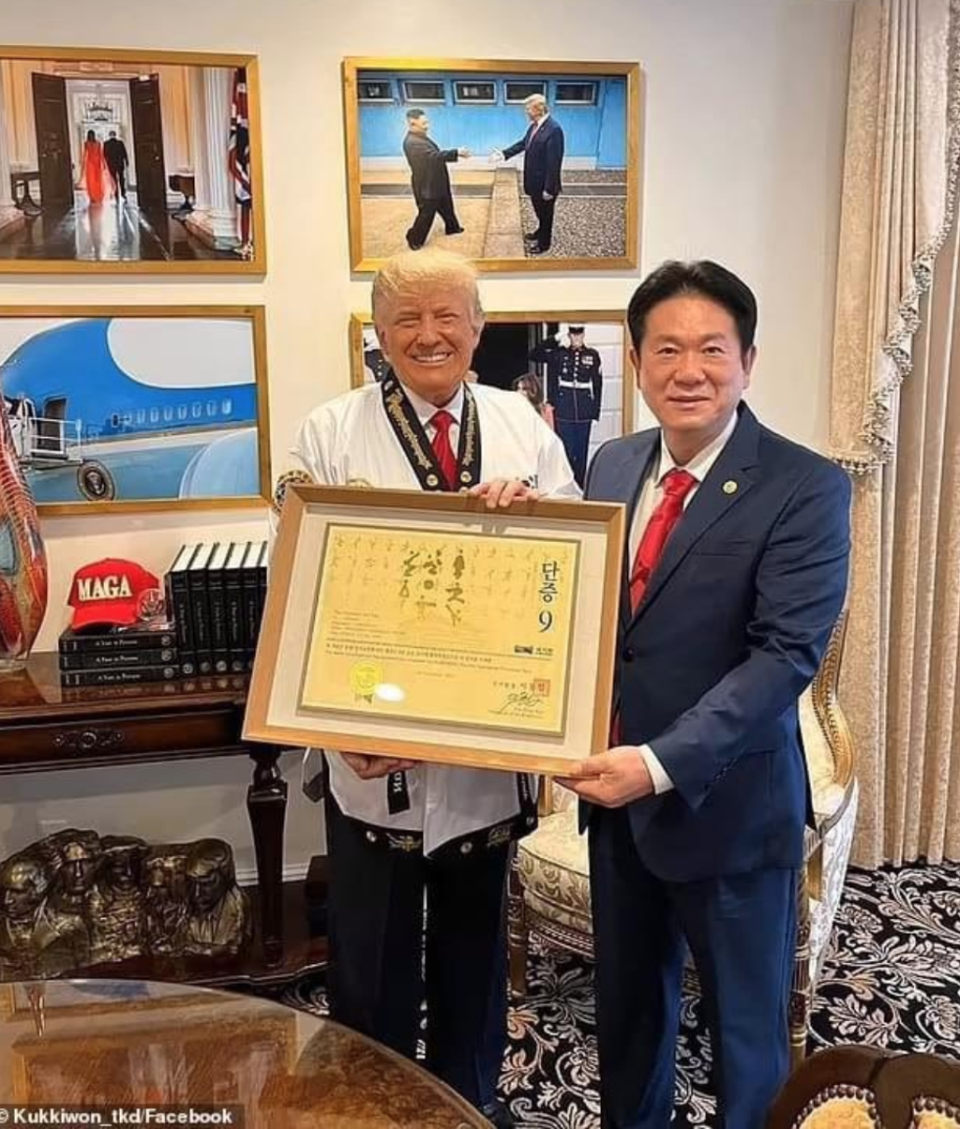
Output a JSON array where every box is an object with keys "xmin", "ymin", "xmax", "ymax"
[{"xmin": 67, "ymin": 558, "xmax": 163, "ymax": 630}]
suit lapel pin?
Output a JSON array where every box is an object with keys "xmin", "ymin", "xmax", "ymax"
[{"xmin": 722, "ymin": 480, "xmax": 738, "ymax": 495}]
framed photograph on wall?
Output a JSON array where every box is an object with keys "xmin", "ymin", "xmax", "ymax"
[
  {"xmin": 350, "ymin": 310, "xmax": 633, "ymax": 489},
  {"xmin": 0, "ymin": 46, "xmax": 265, "ymax": 273},
  {"xmin": 0, "ymin": 305, "xmax": 271, "ymax": 515},
  {"xmin": 342, "ymin": 57, "xmax": 642, "ymax": 273}
]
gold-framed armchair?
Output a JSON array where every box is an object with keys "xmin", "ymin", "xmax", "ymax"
[{"xmin": 508, "ymin": 615, "xmax": 857, "ymax": 1064}]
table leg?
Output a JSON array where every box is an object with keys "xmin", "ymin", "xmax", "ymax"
[{"xmin": 247, "ymin": 745, "xmax": 288, "ymax": 966}]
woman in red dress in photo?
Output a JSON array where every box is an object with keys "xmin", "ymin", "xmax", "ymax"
[{"xmin": 77, "ymin": 130, "xmax": 111, "ymax": 204}]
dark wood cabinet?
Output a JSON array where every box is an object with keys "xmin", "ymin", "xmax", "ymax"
[{"xmin": 0, "ymin": 653, "xmax": 325, "ymax": 986}]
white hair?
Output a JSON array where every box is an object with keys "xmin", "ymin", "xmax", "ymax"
[
  {"xmin": 371, "ymin": 248, "xmax": 484, "ymax": 323},
  {"xmin": 523, "ymin": 93, "xmax": 548, "ymax": 112}
]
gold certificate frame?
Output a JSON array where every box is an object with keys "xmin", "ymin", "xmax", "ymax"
[{"xmin": 244, "ymin": 485, "xmax": 624, "ymax": 774}]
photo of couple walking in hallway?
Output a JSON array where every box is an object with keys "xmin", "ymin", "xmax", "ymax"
[
  {"xmin": 0, "ymin": 47, "xmax": 263, "ymax": 272},
  {"xmin": 76, "ymin": 128, "xmax": 128, "ymax": 204}
]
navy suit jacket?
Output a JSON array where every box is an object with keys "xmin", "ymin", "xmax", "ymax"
[
  {"xmin": 502, "ymin": 116, "xmax": 564, "ymax": 198},
  {"xmin": 584, "ymin": 405, "xmax": 851, "ymax": 882}
]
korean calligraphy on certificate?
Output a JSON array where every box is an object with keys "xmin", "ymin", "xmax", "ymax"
[{"xmin": 299, "ymin": 524, "xmax": 580, "ymax": 735}]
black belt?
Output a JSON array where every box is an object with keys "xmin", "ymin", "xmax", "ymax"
[{"xmin": 348, "ymin": 772, "xmax": 538, "ymax": 861}]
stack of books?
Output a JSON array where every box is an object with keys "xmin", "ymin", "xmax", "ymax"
[
  {"xmin": 58, "ymin": 623, "xmax": 180, "ymax": 688},
  {"xmin": 164, "ymin": 540, "xmax": 268, "ymax": 677}
]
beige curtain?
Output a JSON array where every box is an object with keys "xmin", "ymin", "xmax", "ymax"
[{"xmin": 830, "ymin": 0, "xmax": 960, "ymax": 865}]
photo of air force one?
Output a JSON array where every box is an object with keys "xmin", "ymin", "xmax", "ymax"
[{"xmin": 0, "ymin": 314, "xmax": 265, "ymax": 507}]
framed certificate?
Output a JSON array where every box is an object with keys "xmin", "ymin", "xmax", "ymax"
[{"xmin": 243, "ymin": 485, "xmax": 624, "ymax": 774}]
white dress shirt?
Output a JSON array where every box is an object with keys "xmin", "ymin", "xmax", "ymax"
[
  {"xmin": 628, "ymin": 412, "xmax": 739, "ymax": 793},
  {"xmin": 289, "ymin": 379, "xmax": 580, "ymax": 853},
  {"xmin": 405, "ymin": 381, "xmax": 466, "ymax": 449}
]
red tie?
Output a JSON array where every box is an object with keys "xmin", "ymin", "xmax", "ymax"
[
  {"xmin": 611, "ymin": 468, "xmax": 696, "ymax": 746},
  {"xmin": 430, "ymin": 410, "xmax": 458, "ymax": 491},
  {"xmin": 628, "ymin": 468, "xmax": 698, "ymax": 612}
]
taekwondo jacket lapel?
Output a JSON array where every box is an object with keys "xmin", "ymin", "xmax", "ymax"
[{"xmin": 627, "ymin": 404, "xmax": 762, "ymax": 631}]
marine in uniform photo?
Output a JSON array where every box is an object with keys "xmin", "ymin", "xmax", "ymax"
[{"xmin": 529, "ymin": 325, "xmax": 603, "ymax": 487}]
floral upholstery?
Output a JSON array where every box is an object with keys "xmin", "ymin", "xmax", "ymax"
[
  {"xmin": 801, "ymin": 689, "xmax": 844, "ymax": 818},
  {"xmin": 809, "ymin": 779, "xmax": 859, "ymax": 983},
  {"xmin": 794, "ymin": 1095, "xmax": 878, "ymax": 1128},
  {"xmin": 516, "ymin": 810, "xmax": 590, "ymax": 934},
  {"xmin": 914, "ymin": 1105, "xmax": 960, "ymax": 1129}
]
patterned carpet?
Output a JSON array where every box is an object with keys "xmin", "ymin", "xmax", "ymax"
[{"xmin": 273, "ymin": 862, "xmax": 960, "ymax": 1127}]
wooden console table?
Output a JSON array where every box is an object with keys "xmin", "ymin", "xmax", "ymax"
[{"xmin": 0, "ymin": 652, "xmax": 324, "ymax": 986}]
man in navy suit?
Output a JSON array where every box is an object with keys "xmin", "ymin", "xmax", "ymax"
[
  {"xmin": 560, "ymin": 261, "xmax": 851, "ymax": 1129},
  {"xmin": 493, "ymin": 94, "xmax": 564, "ymax": 254}
]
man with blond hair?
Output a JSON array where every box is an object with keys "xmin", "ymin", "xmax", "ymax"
[
  {"xmin": 287, "ymin": 247, "xmax": 578, "ymax": 1126},
  {"xmin": 492, "ymin": 93, "xmax": 565, "ymax": 254}
]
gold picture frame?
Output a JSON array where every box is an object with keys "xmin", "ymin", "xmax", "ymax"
[
  {"xmin": 343, "ymin": 56, "xmax": 643, "ymax": 273},
  {"xmin": 244, "ymin": 485, "xmax": 624, "ymax": 774},
  {"xmin": 0, "ymin": 304, "xmax": 271, "ymax": 515},
  {"xmin": 0, "ymin": 46, "xmax": 265, "ymax": 274}
]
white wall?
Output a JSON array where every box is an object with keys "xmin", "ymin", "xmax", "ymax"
[{"xmin": 0, "ymin": 0, "xmax": 854, "ymax": 874}]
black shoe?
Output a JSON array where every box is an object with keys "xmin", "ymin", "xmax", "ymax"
[
  {"xmin": 523, "ymin": 231, "xmax": 540, "ymax": 242},
  {"xmin": 406, "ymin": 236, "xmax": 424, "ymax": 250},
  {"xmin": 480, "ymin": 1101, "xmax": 516, "ymax": 1128},
  {"xmin": 528, "ymin": 244, "xmax": 550, "ymax": 255},
  {"xmin": 445, "ymin": 224, "xmax": 465, "ymax": 235}
]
